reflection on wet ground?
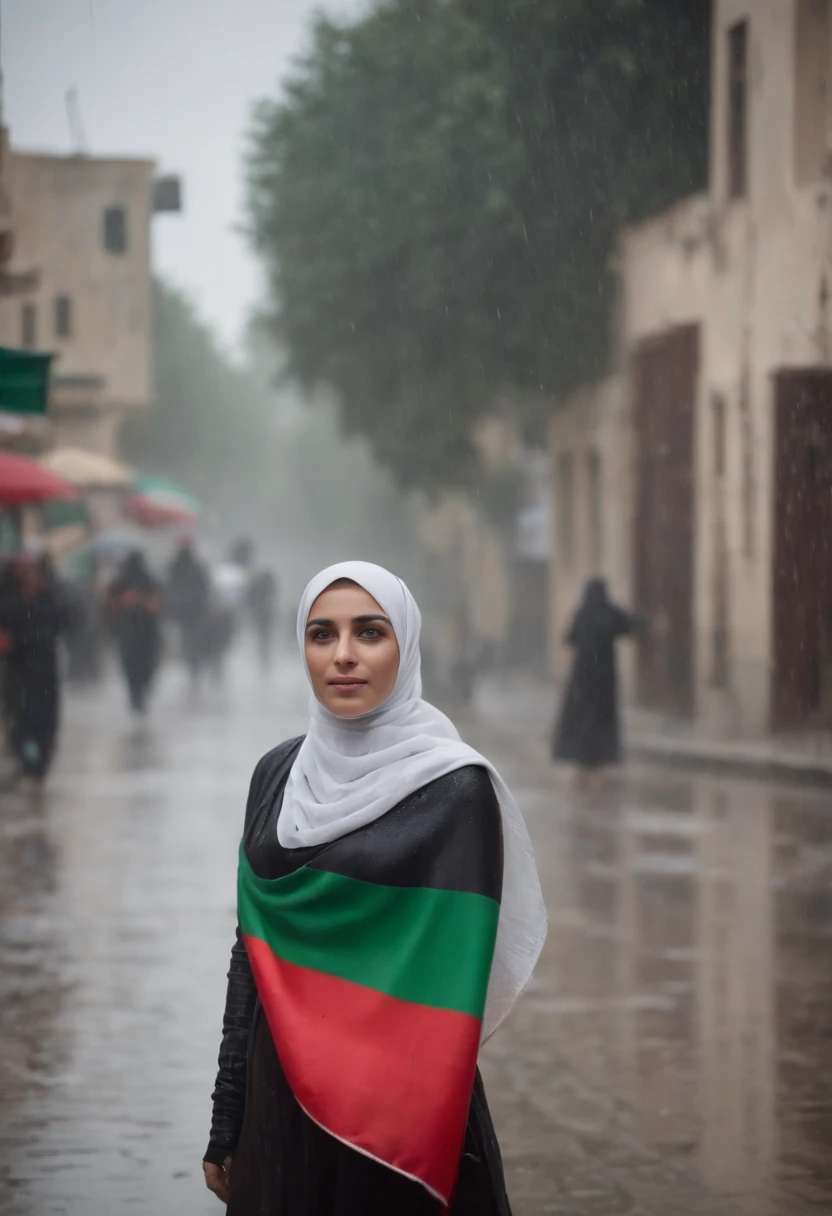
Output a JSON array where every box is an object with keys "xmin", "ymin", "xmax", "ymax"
[
  {"xmin": 480, "ymin": 731, "xmax": 832, "ymax": 1216},
  {"xmin": 1, "ymin": 656, "xmax": 831, "ymax": 1214}
]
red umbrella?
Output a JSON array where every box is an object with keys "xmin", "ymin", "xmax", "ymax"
[{"xmin": 0, "ymin": 450, "xmax": 77, "ymax": 505}]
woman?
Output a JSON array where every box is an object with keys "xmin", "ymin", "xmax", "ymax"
[
  {"xmin": 165, "ymin": 539, "xmax": 212, "ymax": 681},
  {"xmin": 0, "ymin": 550, "xmax": 72, "ymax": 783},
  {"xmin": 107, "ymin": 550, "xmax": 163, "ymax": 714},
  {"xmin": 553, "ymin": 578, "xmax": 642, "ymax": 781},
  {"xmin": 203, "ymin": 561, "xmax": 546, "ymax": 1214}
]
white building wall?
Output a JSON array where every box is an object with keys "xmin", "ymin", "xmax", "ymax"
[
  {"xmin": 548, "ymin": 375, "xmax": 638, "ymax": 698},
  {"xmin": 1, "ymin": 150, "xmax": 155, "ymax": 455},
  {"xmin": 703, "ymin": 0, "xmax": 832, "ymax": 732},
  {"xmin": 609, "ymin": 0, "xmax": 832, "ymax": 735}
]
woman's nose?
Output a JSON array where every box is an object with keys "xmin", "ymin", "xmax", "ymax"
[{"xmin": 334, "ymin": 635, "xmax": 357, "ymax": 666}]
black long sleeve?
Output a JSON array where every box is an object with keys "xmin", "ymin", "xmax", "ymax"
[
  {"xmin": 204, "ymin": 743, "xmax": 303, "ymax": 1167},
  {"xmin": 203, "ymin": 929, "xmax": 258, "ymax": 1165}
]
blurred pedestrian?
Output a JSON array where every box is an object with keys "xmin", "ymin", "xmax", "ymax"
[
  {"xmin": 552, "ymin": 577, "xmax": 644, "ymax": 790},
  {"xmin": 108, "ymin": 551, "xmax": 163, "ymax": 714},
  {"xmin": 166, "ymin": 538, "xmax": 212, "ymax": 680},
  {"xmin": 0, "ymin": 547, "xmax": 73, "ymax": 784},
  {"xmin": 205, "ymin": 554, "xmax": 248, "ymax": 683},
  {"xmin": 204, "ymin": 561, "xmax": 546, "ymax": 1215},
  {"xmin": 246, "ymin": 567, "xmax": 279, "ymax": 669}
]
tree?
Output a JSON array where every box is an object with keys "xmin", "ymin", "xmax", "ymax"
[
  {"xmin": 126, "ymin": 279, "xmax": 273, "ymax": 499},
  {"xmin": 126, "ymin": 278, "xmax": 422, "ymax": 577},
  {"xmin": 246, "ymin": 0, "xmax": 709, "ymax": 493}
]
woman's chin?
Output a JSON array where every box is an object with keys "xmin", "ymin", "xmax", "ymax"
[{"xmin": 323, "ymin": 693, "xmax": 373, "ymax": 719}]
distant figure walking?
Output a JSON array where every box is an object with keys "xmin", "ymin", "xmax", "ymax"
[
  {"xmin": 108, "ymin": 551, "xmax": 163, "ymax": 714},
  {"xmin": 0, "ymin": 550, "xmax": 73, "ymax": 783},
  {"xmin": 553, "ymin": 578, "xmax": 643, "ymax": 784},
  {"xmin": 246, "ymin": 567, "xmax": 279, "ymax": 669},
  {"xmin": 166, "ymin": 540, "xmax": 212, "ymax": 680}
]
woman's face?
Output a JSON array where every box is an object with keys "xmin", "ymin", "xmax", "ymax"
[{"xmin": 304, "ymin": 582, "xmax": 400, "ymax": 718}]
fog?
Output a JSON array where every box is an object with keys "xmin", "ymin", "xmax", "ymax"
[{"xmin": 2, "ymin": 2, "xmax": 832, "ymax": 1214}]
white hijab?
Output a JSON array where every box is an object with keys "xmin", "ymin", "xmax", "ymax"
[{"xmin": 279, "ymin": 561, "xmax": 547, "ymax": 1040}]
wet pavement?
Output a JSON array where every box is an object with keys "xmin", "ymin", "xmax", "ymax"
[{"xmin": 1, "ymin": 651, "xmax": 831, "ymax": 1215}]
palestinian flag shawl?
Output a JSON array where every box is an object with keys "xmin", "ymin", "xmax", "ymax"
[
  {"xmin": 238, "ymin": 762, "xmax": 501, "ymax": 1206},
  {"xmin": 238, "ymin": 561, "xmax": 546, "ymax": 1207}
]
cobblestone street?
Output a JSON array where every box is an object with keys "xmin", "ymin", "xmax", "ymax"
[{"xmin": 1, "ymin": 652, "xmax": 831, "ymax": 1215}]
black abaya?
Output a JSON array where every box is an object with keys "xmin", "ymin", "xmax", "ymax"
[
  {"xmin": 0, "ymin": 581, "xmax": 70, "ymax": 779},
  {"xmin": 206, "ymin": 740, "xmax": 512, "ymax": 1216},
  {"xmin": 108, "ymin": 556, "xmax": 162, "ymax": 711},
  {"xmin": 553, "ymin": 581, "xmax": 639, "ymax": 770}
]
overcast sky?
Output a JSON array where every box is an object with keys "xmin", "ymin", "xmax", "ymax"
[{"xmin": 4, "ymin": 0, "xmax": 365, "ymax": 353}]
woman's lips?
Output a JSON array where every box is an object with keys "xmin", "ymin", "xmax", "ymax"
[{"xmin": 329, "ymin": 679, "xmax": 367, "ymax": 691}]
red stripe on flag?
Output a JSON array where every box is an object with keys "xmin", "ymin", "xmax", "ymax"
[{"xmin": 243, "ymin": 934, "xmax": 481, "ymax": 1205}]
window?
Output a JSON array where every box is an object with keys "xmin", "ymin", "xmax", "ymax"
[
  {"xmin": 795, "ymin": 0, "xmax": 830, "ymax": 184},
  {"xmin": 103, "ymin": 205, "xmax": 128, "ymax": 254},
  {"xmin": 54, "ymin": 295, "xmax": 73, "ymax": 338},
  {"xmin": 727, "ymin": 20, "xmax": 749, "ymax": 199},
  {"xmin": 587, "ymin": 448, "xmax": 603, "ymax": 567},
  {"xmin": 556, "ymin": 452, "xmax": 574, "ymax": 565},
  {"xmin": 21, "ymin": 303, "xmax": 37, "ymax": 349}
]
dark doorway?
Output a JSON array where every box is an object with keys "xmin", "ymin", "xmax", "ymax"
[
  {"xmin": 772, "ymin": 370, "xmax": 832, "ymax": 730},
  {"xmin": 633, "ymin": 324, "xmax": 699, "ymax": 716}
]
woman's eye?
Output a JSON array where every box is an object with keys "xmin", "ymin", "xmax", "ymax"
[
  {"xmin": 311, "ymin": 629, "xmax": 333, "ymax": 642},
  {"xmin": 360, "ymin": 627, "xmax": 382, "ymax": 639}
]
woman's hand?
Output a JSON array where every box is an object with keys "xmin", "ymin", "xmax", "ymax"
[{"xmin": 203, "ymin": 1157, "xmax": 232, "ymax": 1204}]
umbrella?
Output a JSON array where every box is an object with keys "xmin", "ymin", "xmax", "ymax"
[
  {"xmin": 0, "ymin": 450, "xmax": 76, "ymax": 506},
  {"xmin": 59, "ymin": 525, "xmax": 173, "ymax": 579},
  {"xmin": 39, "ymin": 447, "xmax": 134, "ymax": 489},
  {"xmin": 126, "ymin": 476, "xmax": 200, "ymax": 528}
]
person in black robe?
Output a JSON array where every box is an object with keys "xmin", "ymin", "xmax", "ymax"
[
  {"xmin": 107, "ymin": 551, "xmax": 162, "ymax": 714},
  {"xmin": 204, "ymin": 562, "xmax": 546, "ymax": 1215},
  {"xmin": 0, "ymin": 552, "xmax": 72, "ymax": 782},
  {"xmin": 553, "ymin": 578, "xmax": 642, "ymax": 777},
  {"xmin": 165, "ymin": 540, "xmax": 212, "ymax": 679}
]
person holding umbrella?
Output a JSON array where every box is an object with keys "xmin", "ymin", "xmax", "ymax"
[{"xmin": 0, "ymin": 454, "xmax": 76, "ymax": 786}]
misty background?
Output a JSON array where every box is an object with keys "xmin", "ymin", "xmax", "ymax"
[{"xmin": 5, "ymin": 0, "xmax": 421, "ymax": 604}]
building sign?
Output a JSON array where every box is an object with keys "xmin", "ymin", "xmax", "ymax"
[{"xmin": 0, "ymin": 347, "xmax": 53, "ymax": 415}]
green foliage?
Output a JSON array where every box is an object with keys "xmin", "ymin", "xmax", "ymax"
[
  {"xmin": 246, "ymin": 0, "xmax": 709, "ymax": 492},
  {"xmin": 125, "ymin": 279, "xmax": 270, "ymax": 496},
  {"xmin": 126, "ymin": 278, "xmax": 421, "ymax": 573}
]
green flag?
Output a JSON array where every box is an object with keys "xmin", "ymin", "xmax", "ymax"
[{"xmin": 0, "ymin": 347, "xmax": 53, "ymax": 416}]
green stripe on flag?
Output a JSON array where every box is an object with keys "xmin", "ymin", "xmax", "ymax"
[{"xmin": 238, "ymin": 851, "xmax": 499, "ymax": 1019}]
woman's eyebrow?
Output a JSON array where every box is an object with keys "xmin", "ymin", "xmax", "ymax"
[{"xmin": 305, "ymin": 615, "xmax": 392, "ymax": 628}]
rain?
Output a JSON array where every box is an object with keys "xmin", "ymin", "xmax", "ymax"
[{"xmin": 1, "ymin": 2, "xmax": 831, "ymax": 1214}]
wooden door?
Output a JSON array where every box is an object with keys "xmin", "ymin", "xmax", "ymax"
[
  {"xmin": 633, "ymin": 325, "xmax": 699, "ymax": 716},
  {"xmin": 772, "ymin": 370, "xmax": 832, "ymax": 730}
]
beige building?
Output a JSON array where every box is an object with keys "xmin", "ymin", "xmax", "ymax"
[
  {"xmin": 0, "ymin": 142, "xmax": 160, "ymax": 456},
  {"xmin": 417, "ymin": 413, "xmax": 552, "ymax": 680},
  {"xmin": 550, "ymin": 0, "xmax": 832, "ymax": 737}
]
